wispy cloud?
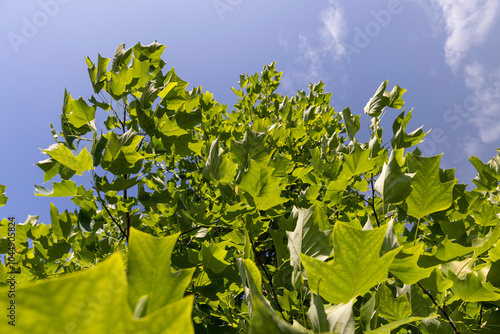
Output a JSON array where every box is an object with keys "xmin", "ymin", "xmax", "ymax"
[
  {"xmin": 431, "ymin": 0, "xmax": 499, "ymax": 73},
  {"xmin": 463, "ymin": 61, "xmax": 500, "ymax": 143},
  {"xmin": 278, "ymin": 2, "xmax": 347, "ymax": 91},
  {"xmin": 319, "ymin": 5, "xmax": 348, "ymax": 59}
]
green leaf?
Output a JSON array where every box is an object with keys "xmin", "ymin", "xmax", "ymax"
[
  {"xmin": 301, "ymin": 222, "xmax": 401, "ymax": 304},
  {"xmin": 366, "ymin": 316, "xmax": 435, "ymax": 334},
  {"xmin": 377, "ymin": 284, "xmax": 412, "ymax": 322},
  {"xmin": 231, "ymin": 127, "xmax": 268, "ymax": 168},
  {"xmin": 238, "ymin": 258, "xmax": 263, "ymax": 316},
  {"xmin": 34, "ymin": 180, "xmax": 77, "ymax": 197},
  {"xmin": 341, "ymin": 107, "xmax": 360, "ymax": 141},
  {"xmin": 249, "ymin": 295, "xmax": 306, "ymax": 334},
  {"xmin": 49, "ymin": 203, "xmax": 72, "ymax": 240},
  {"xmin": 35, "ymin": 157, "xmax": 61, "ymax": 182},
  {"xmin": 101, "ymin": 129, "xmax": 145, "ymax": 175},
  {"xmin": 450, "ymin": 271, "xmax": 500, "ymax": 302},
  {"xmin": 62, "ymin": 91, "xmax": 97, "ymax": 131},
  {"xmin": 308, "ymin": 293, "xmax": 355, "ymax": 334},
  {"xmin": 419, "ymin": 268, "xmax": 454, "ymax": 293},
  {"xmin": 342, "ymin": 141, "xmax": 376, "ymax": 176},
  {"xmin": 308, "ymin": 293, "xmax": 330, "ymax": 333},
  {"xmin": 43, "ymin": 144, "xmax": 93, "ymax": 175},
  {"xmin": 111, "ymin": 43, "xmax": 132, "ymax": 72},
  {"xmin": 391, "ymin": 110, "xmax": 427, "ymax": 149},
  {"xmin": 238, "ymin": 159, "xmax": 287, "ymax": 211},
  {"xmin": 157, "ymin": 115, "xmax": 188, "ymax": 137},
  {"xmin": 435, "ymin": 225, "xmax": 500, "ymax": 261},
  {"xmin": 364, "ymin": 81, "xmax": 390, "ymax": 117},
  {"xmin": 0, "ymin": 254, "xmax": 194, "ymax": 333},
  {"xmin": 132, "ymin": 41, "xmax": 166, "ymax": 67},
  {"xmin": 324, "ymin": 300, "xmax": 356, "ymax": 334},
  {"xmin": 389, "ymin": 243, "xmax": 436, "ymax": 285},
  {"xmin": 405, "ymin": 153, "xmax": 457, "ymax": 219},
  {"xmin": 202, "ymin": 137, "xmax": 223, "ymax": 181},
  {"xmin": 200, "ymin": 240, "xmax": 231, "ymax": 274},
  {"xmin": 385, "ymin": 84, "xmax": 407, "ymax": 109},
  {"xmin": 238, "ymin": 258, "xmax": 304, "ymax": 333},
  {"xmin": 375, "ymin": 149, "xmax": 414, "ymax": 204},
  {"xmin": 364, "ymin": 81, "xmax": 406, "ymax": 118},
  {"xmin": 99, "ymin": 175, "xmax": 140, "ymax": 191},
  {"xmin": 0, "ymin": 185, "xmax": 7, "ymax": 207},
  {"xmin": 470, "ymin": 151, "xmax": 500, "ymax": 191},
  {"xmin": 286, "ymin": 204, "xmax": 332, "ymax": 277},
  {"xmin": 127, "ymin": 228, "xmax": 195, "ymax": 316}
]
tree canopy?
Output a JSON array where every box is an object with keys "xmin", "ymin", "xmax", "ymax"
[{"xmin": 2, "ymin": 41, "xmax": 500, "ymax": 333}]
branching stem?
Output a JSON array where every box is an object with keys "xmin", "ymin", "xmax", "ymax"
[
  {"xmin": 94, "ymin": 187, "xmax": 128, "ymax": 242},
  {"xmin": 249, "ymin": 234, "xmax": 285, "ymax": 320},
  {"xmin": 370, "ymin": 174, "xmax": 380, "ymax": 227},
  {"xmin": 418, "ymin": 283, "xmax": 459, "ymax": 334}
]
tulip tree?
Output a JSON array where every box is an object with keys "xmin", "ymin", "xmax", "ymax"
[{"xmin": 2, "ymin": 41, "xmax": 500, "ymax": 333}]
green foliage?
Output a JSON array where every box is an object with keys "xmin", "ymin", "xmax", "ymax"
[
  {"xmin": 0, "ymin": 229, "xmax": 194, "ymax": 333},
  {"xmin": 2, "ymin": 41, "xmax": 500, "ymax": 333}
]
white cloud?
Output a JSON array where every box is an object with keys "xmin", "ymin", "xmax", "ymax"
[
  {"xmin": 431, "ymin": 0, "xmax": 499, "ymax": 72},
  {"xmin": 463, "ymin": 61, "xmax": 500, "ymax": 143},
  {"xmin": 461, "ymin": 135, "xmax": 485, "ymax": 158},
  {"xmin": 282, "ymin": 3, "xmax": 347, "ymax": 87},
  {"xmin": 319, "ymin": 5, "xmax": 347, "ymax": 59}
]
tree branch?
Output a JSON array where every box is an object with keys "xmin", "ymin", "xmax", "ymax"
[
  {"xmin": 249, "ymin": 234, "xmax": 285, "ymax": 320},
  {"xmin": 123, "ymin": 103, "xmax": 131, "ymax": 240},
  {"xmin": 418, "ymin": 283, "xmax": 459, "ymax": 334},
  {"xmin": 370, "ymin": 174, "xmax": 380, "ymax": 227},
  {"xmin": 94, "ymin": 187, "xmax": 128, "ymax": 242}
]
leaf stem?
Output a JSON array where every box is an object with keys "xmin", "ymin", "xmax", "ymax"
[
  {"xmin": 418, "ymin": 283, "xmax": 459, "ymax": 334},
  {"xmin": 413, "ymin": 218, "xmax": 421, "ymax": 245}
]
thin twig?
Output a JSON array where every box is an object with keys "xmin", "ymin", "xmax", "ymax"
[
  {"xmin": 93, "ymin": 187, "xmax": 127, "ymax": 241},
  {"xmin": 180, "ymin": 226, "xmax": 204, "ymax": 236},
  {"xmin": 479, "ymin": 304, "xmax": 483, "ymax": 327},
  {"xmin": 122, "ymin": 103, "xmax": 131, "ymax": 240},
  {"xmin": 241, "ymin": 219, "xmax": 285, "ymax": 320},
  {"xmin": 418, "ymin": 283, "xmax": 459, "ymax": 334},
  {"xmin": 249, "ymin": 236, "xmax": 285, "ymax": 320},
  {"xmin": 370, "ymin": 173, "xmax": 380, "ymax": 227}
]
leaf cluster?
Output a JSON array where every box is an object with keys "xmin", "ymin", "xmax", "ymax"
[{"xmin": 2, "ymin": 42, "xmax": 500, "ymax": 333}]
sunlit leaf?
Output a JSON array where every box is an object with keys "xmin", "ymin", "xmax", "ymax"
[
  {"xmin": 127, "ymin": 228, "xmax": 195, "ymax": 316},
  {"xmin": 405, "ymin": 153, "xmax": 456, "ymax": 219},
  {"xmin": 0, "ymin": 185, "xmax": 7, "ymax": 207},
  {"xmin": 375, "ymin": 149, "xmax": 414, "ymax": 204},
  {"xmin": 0, "ymin": 254, "xmax": 194, "ymax": 333},
  {"xmin": 43, "ymin": 144, "xmax": 93, "ymax": 175},
  {"xmin": 301, "ymin": 222, "xmax": 401, "ymax": 304},
  {"xmin": 238, "ymin": 159, "xmax": 287, "ymax": 210},
  {"xmin": 34, "ymin": 180, "xmax": 77, "ymax": 197}
]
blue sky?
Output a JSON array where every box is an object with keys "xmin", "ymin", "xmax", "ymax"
[{"xmin": 0, "ymin": 0, "xmax": 499, "ymax": 224}]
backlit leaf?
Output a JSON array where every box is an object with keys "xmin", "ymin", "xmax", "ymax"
[
  {"xmin": 43, "ymin": 144, "xmax": 93, "ymax": 175},
  {"xmin": 301, "ymin": 222, "xmax": 401, "ymax": 304},
  {"xmin": 405, "ymin": 153, "xmax": 456, "ymax": 219},
  {"xmin": 127, "ymin": 228, "xmax": 195, "ymax": 316}
]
